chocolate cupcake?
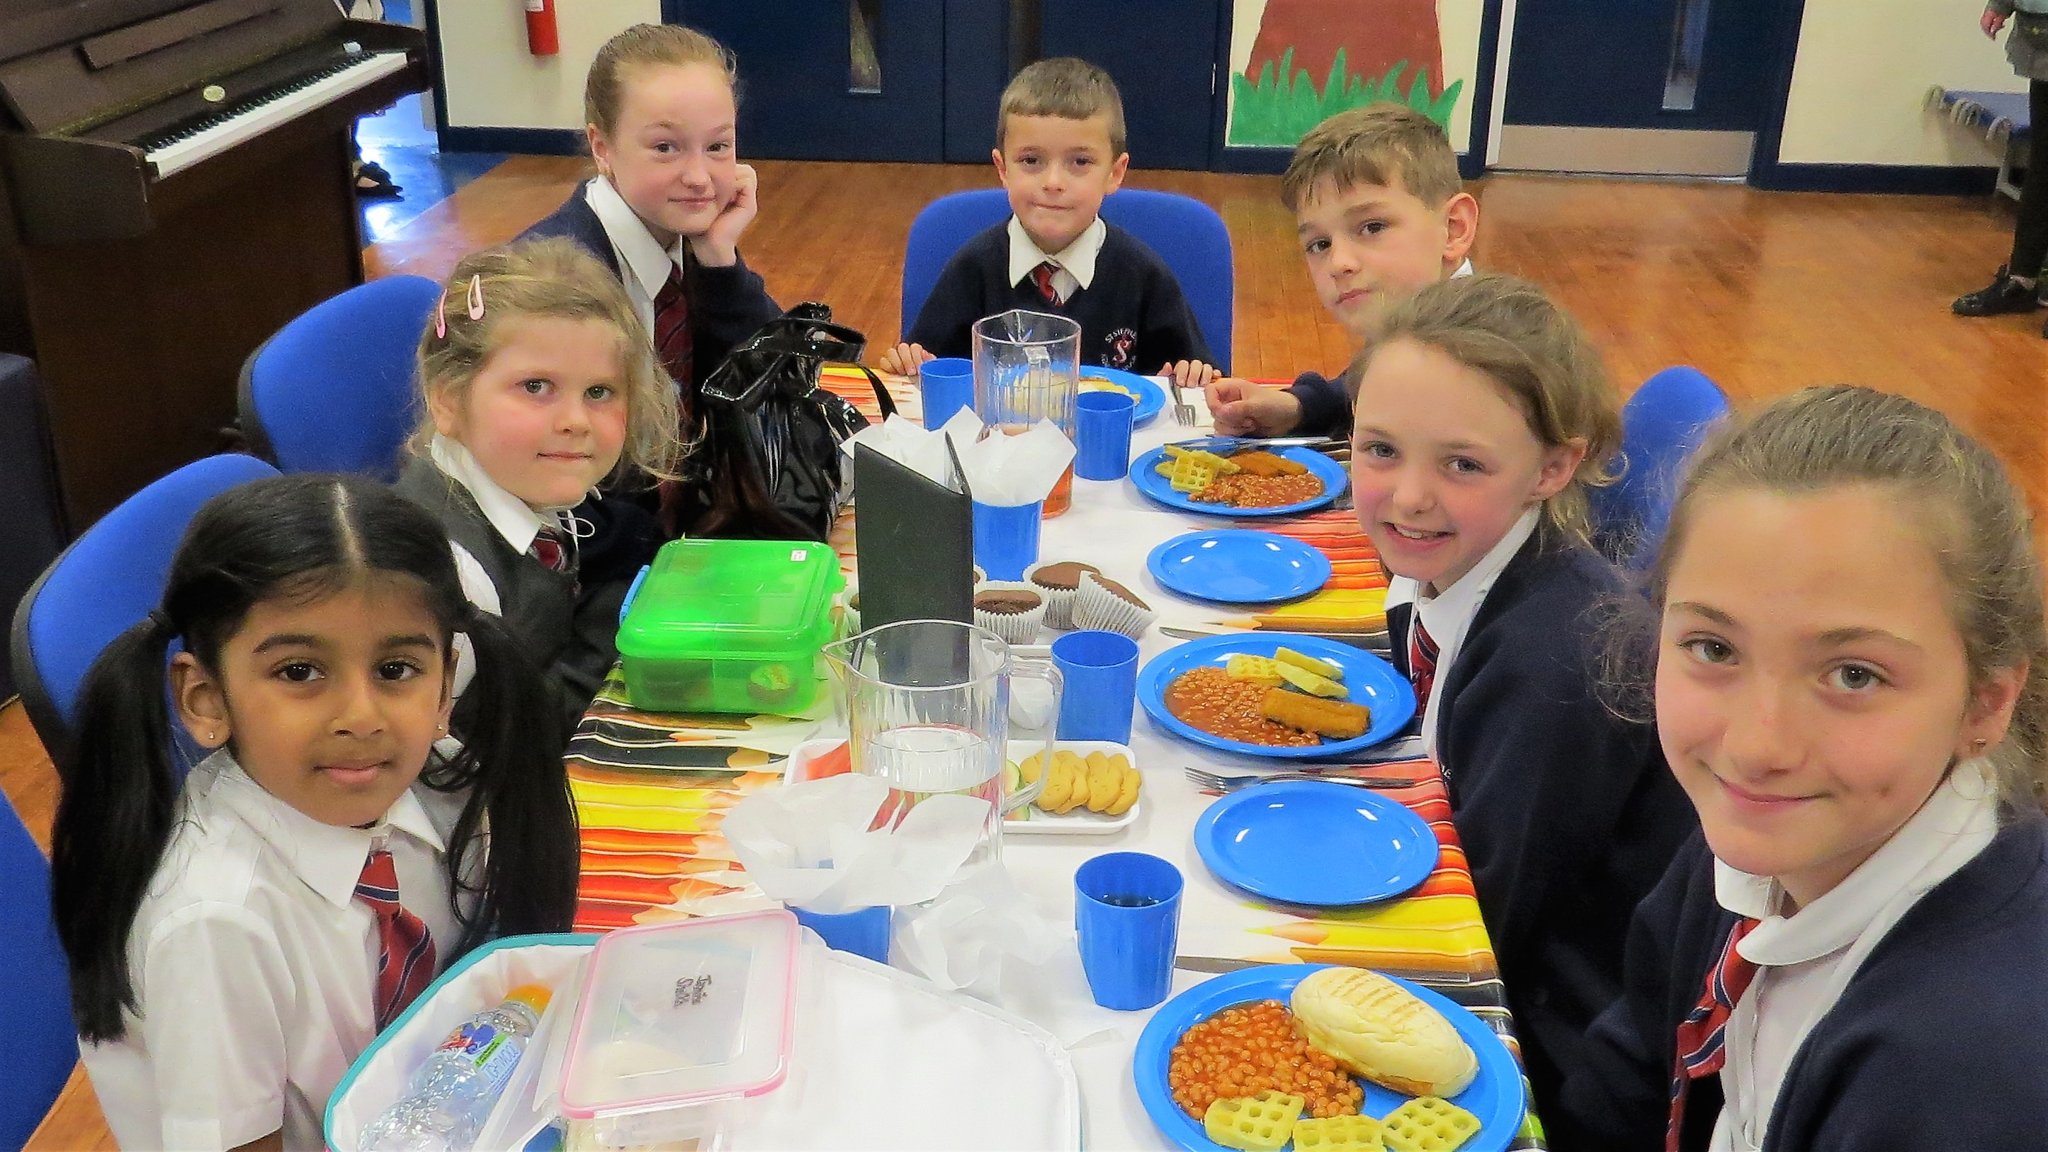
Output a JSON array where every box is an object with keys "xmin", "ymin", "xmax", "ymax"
[
  {"xmin": 1025, "ymin": 561, "xmax": 1101, "ymax": 629},
  {"xmin": 972, "ymin": 582, "xmax": 1046, "ymax": 644},
  {"xmin": 1073, "ymin": 571, "xmax": 1156, "ymax": 639}
]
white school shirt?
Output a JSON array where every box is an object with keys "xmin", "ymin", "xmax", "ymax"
[
  {"xmin": 583, "ymin": 174, "xmax": 691, "ymax": 337},
  {"xmin": 1383, "ymin": 507, "xmax": 1539, "ymax": 761},
  {"xmin": 1007, "ymin": 215, "xmax": 1108, "ymax": 304},
  {"xmin": 81, "ymin": 750, "xmax": 463, "ymax": 1152},
  {"xmin": 428, "ymin": 435, "xmax": 579, "ymax": 696},
  {"xmin": 1708, "ymin": 760, "xmax": 1999, "ymax": 1151}
]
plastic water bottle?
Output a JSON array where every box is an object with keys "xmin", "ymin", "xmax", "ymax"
[{"xmin": 359, "ymin": 984, "xmax": 553, "ymax": 1151}]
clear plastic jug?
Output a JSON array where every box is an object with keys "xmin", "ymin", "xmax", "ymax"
[
  {"xmin": 820, "ymin": 619, "xmax": 1062, "ymax": 869},
  {"xmin": 972, "ymin": 309, "xmax": 1081, "ymax": 516}
]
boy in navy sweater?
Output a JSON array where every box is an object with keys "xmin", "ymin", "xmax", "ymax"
[
  {"xmin": 879, "ymin": 58, "xmax": 1216, "ymax": 388},
  {"xmin": 1560, "ymin": 386, "xmax": 2048, "ymax": 1151},
  {"xmin": 1354, "ymin": 275, "xmax": 1695, "ymax": 1140},
  {"xmin": 1208, "ymin": 104, "xmax": 1479, "ymax": 440}
]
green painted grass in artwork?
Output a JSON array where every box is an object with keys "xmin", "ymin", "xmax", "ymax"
[{"xmin": 1228, "ymin": 46, "xmax": 1464, "ymax": 148}]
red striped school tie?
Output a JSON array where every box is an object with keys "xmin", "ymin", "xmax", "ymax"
[
  {"xmin": 653, "ymin": 262, "xmax": 694, "ymax": 430},
  {"xmin": 1031, "ymin": 260, "xmax": 1062, "ymax": 305},
  {"xmin": 531, "ymin": 522, "xmax": 571, "ymax": 573},
  {"xmin": 1408, "ymin": 615, "xmax": 1440, "ymax": 707},
  {"xmin": 1667, "ymin": 917, "xmax": 1761, "ymax": 1151},
  {"xmin": 355, "ymin": 847, "xmax": 438, "ymax": 1032}
]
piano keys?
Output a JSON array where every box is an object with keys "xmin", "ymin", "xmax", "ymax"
[{"xmin": 0, "ymin": 0, "xmax": 428, "ymax": 527}]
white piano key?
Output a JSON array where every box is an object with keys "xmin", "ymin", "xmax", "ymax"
[{"xmin": 146, "ymin": 50, "xmax": 409, "ymax": 179}]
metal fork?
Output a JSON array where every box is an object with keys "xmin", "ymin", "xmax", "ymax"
[
  {"xmin": 1166, "ymin": 376, "xmax": 1200, "ymax": 427},
  {"xmin": 1183, "ymin": 766, "xmax": 1419, "ymax": 792}
]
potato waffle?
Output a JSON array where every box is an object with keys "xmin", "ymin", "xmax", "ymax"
[
  {"xmin": 1291, "ymin": 1114, "xmax": 1387, "ymax": 1152},
  {"xmin": 1379, "ymin": 1097, "xmax": 1481, "ymax": 1152},
  {"xmin": 1203, "ymin": 1090, "xmax": 1305, "ymax": 1152}
]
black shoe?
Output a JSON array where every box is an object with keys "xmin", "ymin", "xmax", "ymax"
[{"xmin": 1953, "ymin": 266, "xmax": 2042, "ymax": 316}]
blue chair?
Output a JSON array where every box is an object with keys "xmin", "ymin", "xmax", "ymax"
[
  {"xmin": 0, "ymin": 790, "xmax": 75, "ymax": 1152},
  {"xmin": 900, "ymin": 188, "xmax": 1235, "ymax": 371},
  {"xmin": 1591, "ymin": 366, "xmax": 1731, "ymax": 568},
  {"xmin": 9, "ymin": 454, "xmax": 282, "ymax": 759},
  {"xmin": 239, "ymin": 275, "xmax": 442, "ymax": 481}
]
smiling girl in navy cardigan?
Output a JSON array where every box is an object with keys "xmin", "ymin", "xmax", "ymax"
[
  {"xmin": 1560, "ymin": 385, "xmax": 2048, "ymax": 1151},
  {"xmin": 1348, "ymin": 274, "xmax": 1696, "ymax": 1138}
]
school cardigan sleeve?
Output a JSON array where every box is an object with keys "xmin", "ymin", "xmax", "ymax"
[
  {"xmin": 518, "ymin": 191, "xmax": 783, "ymax": 390},
  {"xmin": 1392, "ymin": 527, "xmax": 1698, "ymax": 1127},
  {"xmin": 1282, "ymin": 368, "xmax": 1353, "ymax": 439}
]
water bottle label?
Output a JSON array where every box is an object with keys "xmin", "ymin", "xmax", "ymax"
[{"xmin": 438, "ymin": 1020, "xmax": 500, "ymax": 1060}]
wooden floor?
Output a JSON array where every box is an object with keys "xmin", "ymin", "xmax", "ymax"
[{"xmin": 10, "ymin": 157, "xmax": 2048, "ymax": 1147}]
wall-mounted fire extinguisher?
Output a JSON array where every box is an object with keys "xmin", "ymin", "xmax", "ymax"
[{"xmin": 525, "ymin": 0, "xmax": 559, "ymax": 56}]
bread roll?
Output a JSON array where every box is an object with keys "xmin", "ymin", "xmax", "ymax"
[{"xmin": 1288, "ymin": 966, "xmax": 1478, "ymax": 1097}]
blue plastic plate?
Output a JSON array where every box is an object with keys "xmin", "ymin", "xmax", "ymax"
[
  {"xmin": 1133, "ymin": 964, "xmax": 1525, "ymax": 1152},
  {"xmin": 1195, "ymin": 781, "xmax": 1437, "ymax": 906},
  {"xmin": 1138, "ymin": 634, "xmax": 1416, "ymax": 759},
  {"xmin": 1080, "ymin": 366, "xmax": 1166, "ymax": 428},
  {"xmin": 1128, "ymin": 444, "xmax": 1348, "ymax": 517},
  {"xmin": 1148, "ymin": 529, "xmax": 1333, "ymax": 604}
]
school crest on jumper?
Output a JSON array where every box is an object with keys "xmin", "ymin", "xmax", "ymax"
[{"xmin": 1103, "ymin": 327, "xmax": 1138, "ymax": 370}]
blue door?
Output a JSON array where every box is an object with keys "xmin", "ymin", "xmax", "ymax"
[
  {"xmin": 668, "ymin": 0, "xmax": 950, "ymax": 161},
  {"xmin": 1040, "ymin": 0, "xmax": 1224, "ymax": 172},
  {"xmin": 1496, "ymin": 0, "xmax": 1800, "ymax": 177}
]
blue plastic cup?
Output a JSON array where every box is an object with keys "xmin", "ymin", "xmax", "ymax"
[
  {"xmin": 1074, "ymin": 852, "xmax": 1183, "ymax": 1010},
  {"xmin": 1074, "ymin": 390, "xmax": 1139, "ymax": 480},
  {"xmin": 972, "ymin": 499, "xmax": 1043, "ymax": 581},
  {"xmin": 1051, "ymin": 630, "xmax": 1139, "ymax": 743},
  {"xmin": 918, "ymin": 357, "xmax": 975, "ymax": 430},
  {"xmin": 791, "ymin": 903, "xmax": 891, "ymax": 963}
]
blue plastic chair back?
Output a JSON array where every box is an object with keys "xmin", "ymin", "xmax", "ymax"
[
  {"xmin": 0, "ymin": 792, "xmax": 74, "ymax": 1152},
  {"xmin": 9, "ymin": 454, "xmax": 282, "ymax": 758},
  {"xmin": 1591, "ymin": 366, "xmax": 1731, "ymax": 568},
  {"xmin": 900, "ymin": 188, "xmax": 1235, "ymax": 371},
  {"xmin": 240, "ymin": 275, "xmax": 442, "ymax": 481}
]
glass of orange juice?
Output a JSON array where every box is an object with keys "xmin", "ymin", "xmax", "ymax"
[{"xmin": 971, "ymin": 310, "xmax": 1080, "ymax": 517}]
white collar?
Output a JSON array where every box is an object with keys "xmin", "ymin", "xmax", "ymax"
[
  {"xmin": 428, "ymin": 435, "xmax": 568, "ymax": 555},
  {"xmin": 1716, "ymin": 759, "xmax": 2001, "ymax": 966},
  {"xmin": 584, "ymin": 175, "xmax": 687, "ymax": 300},
  {"xmin": 1390, "ymin": 505, "xmax": 1540, "ymax": 618},
  {"xmin": 193, "ymin": 749, "xmax": 447, "ymax": 911},
  {"xmin": 1008, "ymin": 215, "xmax": 1108, "ymax": 291}
]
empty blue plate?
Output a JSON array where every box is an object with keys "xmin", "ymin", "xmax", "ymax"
[
  {"xmin": 1147, "ymin": 529, "xmax": 1333, "ymax": 604},
  {"xmin": 1133, "ymin": 964, "xmax": 1526, "ymax": 1152},
  {"xmin": 1195, "ymin": 781, "xmax": 1438, "ymax": 906},
  {"xmin": 1138, "ymin": 634, "xmax": 1417, "ymax": 760},
  {"xmin": 1080, "ymin": 366, "xmax": 1166, "ymax": 427},
  {"xmin": 1127, "ymin": 444, "xmax": 1348, "ymax": 517}
]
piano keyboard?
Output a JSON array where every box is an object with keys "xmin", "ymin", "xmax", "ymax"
[{"xmin": 142, "ymin": 49, "xmax": 410, "ymax": 179}]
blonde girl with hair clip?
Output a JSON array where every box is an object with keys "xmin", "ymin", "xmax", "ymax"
[
  {"xmin": 1562, "ymin": 385, "xmax": 2048, "ymax": 1151},
  {"xmin": 397, "ymin": 237, "xmax": 679, "ymax": 735},
  {"xmin": 1349, "ymin": 272, "xmax": 1696, "ymax": 1138}
]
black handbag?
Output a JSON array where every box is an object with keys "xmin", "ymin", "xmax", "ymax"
[{"xmin": 669, "ymin": 302, "xmax": 897, "ymax": 541}]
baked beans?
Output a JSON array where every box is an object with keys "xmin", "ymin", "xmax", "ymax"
[
  {"xmin": 1167, "ymin": 1000, "xmax": 1364, "ymax": 1121},
  {"xmin": 1193, "ymin": 472, "xmax": 1326, "ymax": 508},
  {"xmin": 1167, "ymin": 667, "xmax": 1321, "ymax": 747}
]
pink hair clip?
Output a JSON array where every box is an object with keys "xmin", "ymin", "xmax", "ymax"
[{"xmin": 466, "ymin": 274, "xmax": 485, "ymax": 320}]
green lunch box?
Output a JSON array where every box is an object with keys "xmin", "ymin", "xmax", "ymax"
[{"xmin": 615, "ymin": 537, "xmax": 844, "ymax": 715}]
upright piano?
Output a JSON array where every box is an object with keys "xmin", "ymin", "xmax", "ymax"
[{"xmin": 0, "ymin": 0, "xmax": 428, "ymax": 529}]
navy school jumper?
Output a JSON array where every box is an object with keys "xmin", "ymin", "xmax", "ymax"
[
  {"xmin": 1386, "ymin": 520, "xmax": 1697, "ymax": 1145},
  {"xmin": 1559, "ymin": 821, "xmax": 2048, "ymax": 1151},
  {"xmin": 903, "ymin": 220, "xmax": 1211, "ymax": 373}
]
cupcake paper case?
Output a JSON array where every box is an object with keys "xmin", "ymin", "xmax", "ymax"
[
  {"xmin": 1072, "ymin": 571, "xmax": 1156, "ymax": 639},
  {"xmin": 1025, "ymin": 560, "xmax": 1101, "ymax": 630},
  {"xmin": 972, "ymin": 581, "xmax": 1047, "ymax": 644}
]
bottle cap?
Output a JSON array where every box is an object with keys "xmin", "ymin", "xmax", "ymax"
[{"xmin": 506, "ymin": 983, "xmax": 553, "ymax": 1013}]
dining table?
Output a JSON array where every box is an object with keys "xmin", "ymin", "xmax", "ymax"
[{"xmin": 562, "ymin": 368, "xmax": 1550, "ymax": 1151}]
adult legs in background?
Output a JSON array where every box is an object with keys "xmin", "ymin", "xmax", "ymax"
[{"xmin": 1953, "ymin": 79, "xmax": 2048, "ymax": 321}]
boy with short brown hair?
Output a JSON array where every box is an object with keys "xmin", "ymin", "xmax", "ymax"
[
  {"xmin": 881, "ymin": 58, "xmax": 1215, "ymax": 387},
  {"xmin": 1208, "ymin": 103, "xmax": 1480, "ymax": 438}
]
